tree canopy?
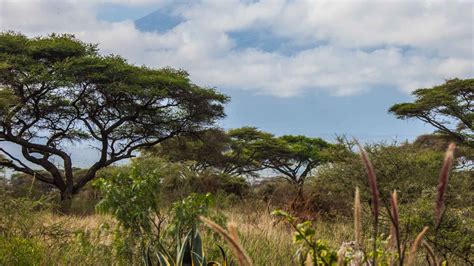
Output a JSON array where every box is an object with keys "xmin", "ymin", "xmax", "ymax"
[
  {"xmin": 152, "ymin": 127, "xmax": 336, "ymax": 186},
  {"xmin": 149, "ymin": 127, "xmax": 271, "ymax": 177},
  {"xmin": 389, "ymin": 78, "xmax": 473, "ymax": 147},
  {"xmin": 256, "ymin": 134, "xmax": 333, "ymax": 186},
  {"xmin": 0, "ymin": 32, "xmax": 228, "ymax": 202}
]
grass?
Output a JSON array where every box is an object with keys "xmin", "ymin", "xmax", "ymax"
[
  {"xmin": 0, "ymin": 194, "xmax": 470, "ymax": 265},
  {"xmin": 0, "ymin": 201, "xmax": 353, "ymax": 265}
]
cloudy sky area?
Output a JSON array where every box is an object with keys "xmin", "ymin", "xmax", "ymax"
[{"xmin": 0, "ymin": 0, "xmax": 473, "ymax": 167}]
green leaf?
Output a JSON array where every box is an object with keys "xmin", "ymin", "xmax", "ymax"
[
  {"xmin": 217, "ymin": 245, "xmax": 228, "ymax": 266},
  {"xmin": 191, "ymin": 231, "xmax": 205, "ymax": 266},
  {"xmin": 156, "ymin": 251, "xmax": 172, "ymax": 266}
]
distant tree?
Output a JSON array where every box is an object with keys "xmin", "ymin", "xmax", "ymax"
[
  {"xmin": 389, "ymin": 78, "xmax": 473, "ymax": 147},
  {"xmin": 149, "ymin": 127, "xmax": 271, "ymax": 177},
  {"xmin": 0, "ymin": 32, "xmax": 228, "ymax": 207},
  {"xmin": 225, "ymin": 127, "xmax": 274, "ymax": 176},
  {"xmin": 146, "ymin": 128, "xmax": 228, "ymax": 174},
  {"xmin": 154, "ymin": 127, "xmax": 336, "ymax": 187},
  {"xmin": 257, "ymin": 135, "xmax": 333, "ymax": 187}
]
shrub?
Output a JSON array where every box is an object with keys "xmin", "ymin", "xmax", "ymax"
[
  {"xmin": 307, "ymin": 141, "xmax": 450, "ymax": 216},
  {"xmin": 167, "ymin": 193, "xmax": 226, "ymax": 240},
  {"xmin": 0, "ymin": 236, "xmax": 44, "ymax": 265},
  {"xmin": 95, "ymin": 158, "xmax": 163, "ymax": 233}
]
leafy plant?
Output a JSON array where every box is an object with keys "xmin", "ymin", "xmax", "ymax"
[
  {"xmin": 95, "ymin": 159, "xmax": 163, "ymax": 234},
  {"xmin": 168, "ymin": 193, "xmax": 226, "ymax": 241},
  {"xmin": 152, "ymin": 230, "xmax": 229, "ymax": 266},
  {"xmin": 272, "ymin": 209, "xmax": 338, "ymax": 265}
]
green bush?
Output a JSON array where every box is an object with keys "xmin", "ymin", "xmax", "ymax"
[
  {"xmin": 308, "ymin": 142, "xmax": 447, "ymax": 216},
  {"xmin": 95, "ymin": 158, "xmax": 164, "ymax": 233},
  {"xmin": 167, "ymin": 193, "xmax": 226, "ymax": 240},
  {"xmin": 399, "ymin": 188, "xmax": 474, "ymax": 263},
  {"xmin": 160, "ymin": 167, "xmax": 250, "ymax": 202},
  {"xmin": 0, "ymin": 236, "xmax": 43, "ymax": 265}
]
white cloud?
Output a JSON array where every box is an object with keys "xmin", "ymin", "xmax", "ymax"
[{"xmin": 0, "ymin": 0, "xmax": 472, "ymax": 97}]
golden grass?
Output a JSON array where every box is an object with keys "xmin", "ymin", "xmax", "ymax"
[{"xmin": 218, "ymin": 206, "xmax": 352, "ymax": 265}]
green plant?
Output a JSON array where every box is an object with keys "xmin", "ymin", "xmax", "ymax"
[
  {"xmin": 272, "ymin": 209, "xmax": 338, "ymax": 265},
  {"xmin": 95, "ymin": 159, "xmax": 164, "ymax": 234},
  {"xmin": 168, "ymin": 193, "xmax": 226, "ymax": 240},
  {"xmin": 152, "ymin": 230, "xmax": 229, "ymax": 266},
  {"xmin": 95, "ymin": 158, "xmax": 167, "ymax": 263},
  {"xmin": 0, "ymin": 236, "xmax": 44, "ymax": 265}
]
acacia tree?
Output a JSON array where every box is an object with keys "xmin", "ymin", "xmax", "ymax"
[
  {"xmin": 389, "ymin": 78, "xmax": 473, "ymax": 147},
  {"xmin": 149, "ymin": 127, "xmax": 271, "ymax": 177},
  {"xmin": 0, "ymin": 32, "xmax": 228, "ymax": 205},
  {"xmin": 257, "ymin": 135, "xmax": 333, "ymax": 187},
  {"xmin": 147, "ymin": 128, "xmax": 233, "ymax": 174},
  {"xmin": 153, "ymin": 127, "xmax": 335, "ymax": 186}
]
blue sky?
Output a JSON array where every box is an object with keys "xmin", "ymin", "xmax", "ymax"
[{"xmin": 0, "ymin": 0, "xmax": 472, "ymax": 167}]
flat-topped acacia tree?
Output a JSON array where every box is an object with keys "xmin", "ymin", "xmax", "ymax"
[
  {"xmin": 0, "ymin": 32, "xmax": 228, "ymax": 206},
  {"xmin": 389, "ymin": 78, "xmax": 473, "ymax": 147}
]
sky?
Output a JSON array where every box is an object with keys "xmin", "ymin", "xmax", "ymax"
[{"xmin": 0, "ymin": 0, "xmax": 473, "ymax": 167}]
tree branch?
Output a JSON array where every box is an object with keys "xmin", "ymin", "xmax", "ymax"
[{"xmin": 0, "ymin": 147, "xmax": 54, "ymax": 184}]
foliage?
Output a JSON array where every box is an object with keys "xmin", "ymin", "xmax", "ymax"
[
  {"xmin": 414, "ymin": 133, "xmax": 474, "ymax": 170},
  {"xmin": 0, "ymin": 31, "xmax": 228, "ymax": 203},
  {"xmin": 95, "ymin": 157, "xmax": 230, "ymax": 264},
  {"xmin": 168, "ymin": 193, "xmax": 226, "ymax": 240},
  {"xmin": 150, "ymin": 127, "xmax": 338, "ymax": 187},
  {"xmin": 0, "ymin": 192, "xmax": 117, "ymax": 265},
  {"xmin": 148, "ymin": 128, "xmax": 233, "ymax": 174},
  {"xmin": 153, "ymin": 230, "xmax": 229, "ymax": 266},
  {"xmin": 256, "ymin": 134, "xmax": 335, "ymax": 187},
  {"xmin": 160, "ymin": 167, "xmax": 250, "ymax": 202},
  {"xmin": 400, "ymin": 189, "xmax": 474, "ymax": 263},
  {"xmin": 311, "ymin": 141, "xmax": 448, "ymax": 216},
  {"xmin": 95, "ymin": 158, "xmax": 166, "ymax": 233},
  {"xmin": 0, "ymin": 195, "xmax": 50, "ymax": 265},
  {"xmin": 272, "ymin": 209, "xmax": 339, "ymax": 265},
  {"xmin": 149, "ymin": 127, "xmax": 271, "ymax": 177},
  {"xmin": 0, "ymin": 236, "xmax": 44, "ymax": 265},
  {"xmin": 389, "ymin": 78, "xmax": 473, "ymax": 147}
]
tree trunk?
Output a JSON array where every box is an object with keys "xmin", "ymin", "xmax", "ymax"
[
  {"xmin": 291, "ymin": 183, "xmax": 305, "ymax": 211},
  {"xmin": 59, "ymin": 190, "xmax": 73, "ymax": 214}
]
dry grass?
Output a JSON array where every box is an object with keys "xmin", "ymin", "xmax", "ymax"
[
  {"xmin": 32, "ymin": 207, "xmax": 351, "ymax": 265},
  {"xmin": 42, "ymin": 213, "xmax": 115, "ymax": 230},
  {"xmin": 218, "ymin": 206, "xmax": 352, "ymax": 265}
]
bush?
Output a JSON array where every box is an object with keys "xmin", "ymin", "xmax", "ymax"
[
  {"xmin": 400, "ymin": 188, "xmax": 474, "ymax": 263},
  {"xmin": 307, "ymin": 142, "xmax": 448, "ymax": 216},
  {"xmin": 95, "ymin": 158, "xmax": 165, "ymax": 233},
  {"xmin": 0, "ymin": 236, "xmax": 44, "ymax": 265}
]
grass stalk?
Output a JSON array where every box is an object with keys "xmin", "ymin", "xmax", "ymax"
[
  {"xmin": 356, "ymin": 141, "xmax": 380, "ymax": 265},
  {"xmin": 199, "ymin": 216, "xmax": 253, "ymax": 266},
  {"xmin": 435, "ymin": 143, "xmax": 455, "ymax": 227},
  {"xmin": 407, "ymin": 226, "xmax": 429, "ymax": 266}
]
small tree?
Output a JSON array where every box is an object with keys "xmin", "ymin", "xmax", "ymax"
[
  {"xmin": 0, "ymin": 32, "xmax": 228, "ymax": 206},
  {"xmin": 389, "ymin": 78, "xmax": 473, "ymax": 147}
]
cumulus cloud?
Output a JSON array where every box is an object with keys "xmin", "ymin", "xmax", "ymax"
[{"xmin": 0, "ymin": 0, "xmax": 472, "ymax": 97}]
